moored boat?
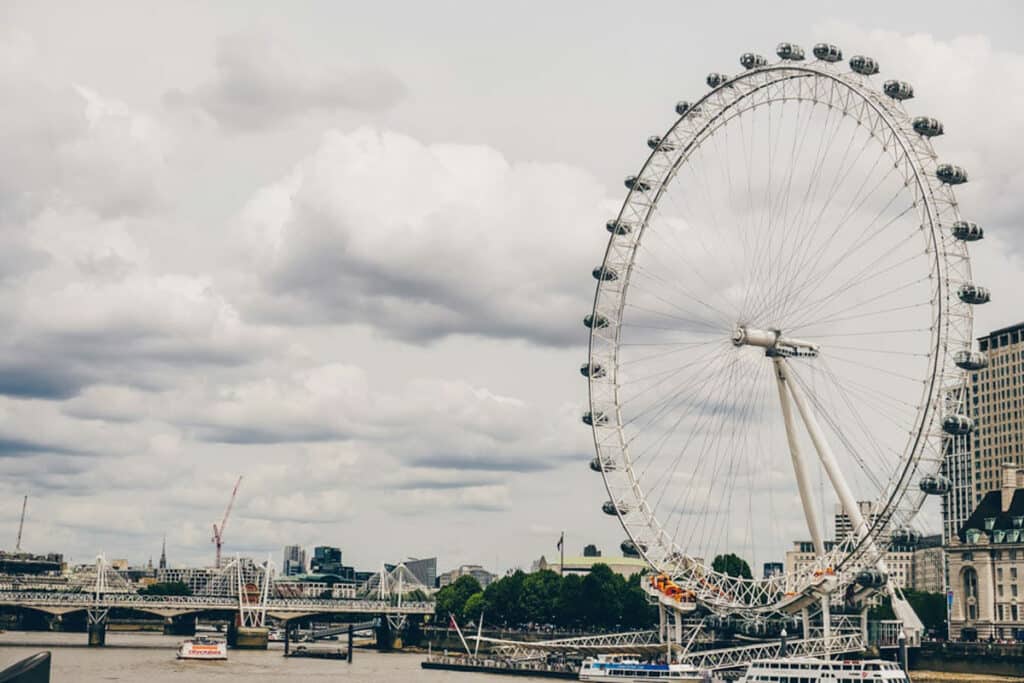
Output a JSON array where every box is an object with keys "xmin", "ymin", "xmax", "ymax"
[
  {"xmin": 737, "ymin": 657, "xmax": 908, "ymax": 683},
  {"xmin": 579, "ymin": 654, "xmax": 702, "ymax": 681},
  {"xmin": 176, "ymin": 635, "xmax": 227, "ymax": 661}
]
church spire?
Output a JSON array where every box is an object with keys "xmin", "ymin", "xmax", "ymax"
[{"xmin": 159, "ymin": 534, "xmax": 167, "ymax": 570}]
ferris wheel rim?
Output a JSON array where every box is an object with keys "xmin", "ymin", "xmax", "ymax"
[{"xmin": 585, "ymin": 55, "xmax": 975, "ymax": 614}]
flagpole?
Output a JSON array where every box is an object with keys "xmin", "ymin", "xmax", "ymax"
[{"xmin": 559, "ymin": 531, "xmax": 564, "ymax": 577}]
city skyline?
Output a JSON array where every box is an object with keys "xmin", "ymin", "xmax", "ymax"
[{"xmin": 0, "ymin": 1, "xmax": 1023, "ymax": 575}]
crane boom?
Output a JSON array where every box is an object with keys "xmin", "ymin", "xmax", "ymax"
[
  {"xmin": 211, "ymin": 476, "xmax": 242, "ymax": 568},
  {"xmin": 15, "ymin": 495, "xmax": 26, "ymax": 552}
]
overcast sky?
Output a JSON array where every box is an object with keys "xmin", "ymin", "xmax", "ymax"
[{"xmin": 1, "ymin": 1, "xmax": 1022, "ymax": 574}]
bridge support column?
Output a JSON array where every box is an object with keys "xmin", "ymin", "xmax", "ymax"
[
  {"xmin": 163, "ymin": 615, "xmax": 196, "ymax": 636},
  {"xmin": 375, "ymin": 618, "xmax": 394, "ymax": 651},
  {"xmin": 87, "ymin": 608, "xmax": 108, "ymax": 647}
]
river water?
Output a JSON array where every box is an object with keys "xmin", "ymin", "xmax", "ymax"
[{"xmin": 0, "ymin": 631, "xmax": 498, "ymax": 682}]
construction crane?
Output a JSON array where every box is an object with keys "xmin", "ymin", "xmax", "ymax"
[
  {"xmin": 15, "ymin": 495, "xmax": 26, "ymax": 552},
  {"xmin": 211, "ymin": 476, "xmax": 242, "ymax": 569}
]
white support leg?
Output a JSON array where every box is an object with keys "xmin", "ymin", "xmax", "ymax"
[
  {"xmin": 773, "ymin": 358, "xmax": 825, "ymax": 556},
  {"xmin": 777, "ymin": 360, "xmax": 881, "ymax": 562}
]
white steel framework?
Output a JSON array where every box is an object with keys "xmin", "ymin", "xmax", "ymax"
[{"xmin": 585, "ymin": 44, "xmax": 982, "ymax": 623}]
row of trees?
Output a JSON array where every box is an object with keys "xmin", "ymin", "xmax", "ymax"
[{"xmin": 434, "ymin": 565, "xmax": 657, "ymax": 630}]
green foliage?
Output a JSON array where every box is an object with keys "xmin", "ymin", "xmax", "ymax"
[
  {"xmin": 868, "ymin": 590, "xmax": 947, "ymax": 635},
  {"xmin": 712, "ymin": 553, "xmax": 753, "ymax": 580},
  {"xmin": 442, "ymin": 564, "xmax": 657, "ymax": 631},
  {"xmin": 434, "ymin": 574, "xmax": 482, "ymax": 620},
  {"xmin": 139, "ymin": 581, "xmax": 191, "ymax": 596}
]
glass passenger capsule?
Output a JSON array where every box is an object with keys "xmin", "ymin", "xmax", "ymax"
[
  {"xmin": 951, "ymin": 221, "xmax": 983, "ymax": 241},
  {"xmin": 606, "ymin": 218, "xmax": 634, "ymax": 235},
  {"xmin": 624, "ymin": 175, "xmax": 652, "ymax": 192},
  {"xmin": 647, "ymin": 135, "xmax": 676, "ymax": 152},
  {"xmin": 602, "ymin": 500, "xmax": 629, "ymax": 516},
  {"xmin": 620, "ymin": 539, "xmax": 647, "ymax": 557},
  {"xmin": 812, "ymin": 43, "xmax": 843, "ymax": 62},
  {"xmin": 592, "ymin": 265, "xmax": 619, "ymax": 282},
  {"xmin": 706, "ymin": 72, "xmax": 730, "ymax": 88},
  {"xmin": 919, "ymin": 474, "xmax": 952, "ymax": 495},
  {"xmin": 855, "ymin": 569, "xmax": 888, "ymax": 588},
  {"xmin": 584, "ymin": 313, "xmax": 610, "ymax": 329},
  {"xmin": 776, "ymin": 43, "xmax": 805, "ymax": 61},
  {"xmin": 675, "ymin": 101, "xmax": 695, "ymax": 116},
  {"xmin": 954, "ymin": 349, "xmax": 988, "ymax": 370},
  {"xmin": 582, "ymin": 410, "xmax": 608, "ymax": 427},
  {"xmin": 590, "ymin": 457, "xmax": 617, "ymax": 473},
  {"xmin": 937, "ymin": 164, "xmax": 968, "ymax": 185},
  {"xmin": 883, "ymin": 80, "xmax": 914, "ymax": 100},
  {"xmin": 580, "ymin": 362, "xmax": 606, "ymax": 379},
  {"xmin": 849, "ymin": 55, "xmax": 879, "ymax": 75},
  {"xmin": 912, "ymin": 117, "xmax": 944, "ymax": 137},
  {"xmin": 740, "ymin": 53, "xmax": 767, "ymax": 69},
  {"xmin": 891, "ymin": 528, "xmax": 922, "ymax": 547},
  {"xmin": 942, "ymin": 414, "xmax": 974, "ymax": 435},
  {"xmin": 957, "ymin": 283, "xmax": 990, "ymax": 305}
]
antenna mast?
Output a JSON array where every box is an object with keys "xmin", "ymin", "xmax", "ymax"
[{"xmin": 15, "ymin": 495, "xmax": 26, "ymax": 552}]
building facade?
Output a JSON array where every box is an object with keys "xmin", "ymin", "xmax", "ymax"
[
  {"xmin": 438, "ymin": 564, "xmax": 498, "ymax": 589},
  {"xmin": 282, "ymin": 545, "xmax": 307, "ymax": 576},
  {"xmin": 945, "ymin": 323, "xmax": 1024, "ymax": 543},
  {"xmin": 402, "ymin": 557, "xmax": 437, "ymax": 588},
  {"xmin": 947, "ymin": 463, "xmax": 1024, "ymax": 641}
]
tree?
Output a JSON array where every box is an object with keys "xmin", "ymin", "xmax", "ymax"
[
  {"xmin": 483, "ymin": 570, "xmax": 527, "ymax": 626},
  {"xmin": 580, "ymin": 564, "xmax": 624, "ymax": 629},
  {"xmin": 712, "ymin": 553, "xmax": 752, "ymax": 580},
  {"xmin": 434, "ymin": 574, "xmax": 482, "ymax": 621},
  {"xmin": 520, "ymin": 570, "xmax": 561, "ymax": 625},
  {"xmin": 555, "ymin": 573, "xmax": 585, "ymax": 627},
  {"xmin": 463, "ymin": 592, "xmax": 486, "ymax": 623},
  {"xmin": 621, "ymin": 573, "xmax": 657, "ymax": 628}
]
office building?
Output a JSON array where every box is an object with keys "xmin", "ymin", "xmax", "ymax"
[
  {"xmin": 402, "ymin": 557, "xmax": 437, "ymax": 588},
  {"xmin": 763, "ymin": 562, "xmax": 784, "ymax": 579},
  {"xmin": 945, "ymin": 322, "xmax": 1024, "ymax": 543},
  {"xmin": 282, "ymin": 545, "xmax": 306, "ymax": 576},
  {"xmin": 311, "ymin": 546, "xmax": 343, "ymax": 574},
  {"xmin": 438, "ymin": 564, "xmax": 498, "ymax": 589}
]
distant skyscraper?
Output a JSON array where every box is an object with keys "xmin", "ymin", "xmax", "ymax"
[
  {"xmin": 833, "ymin": 501, "xmax": 877, "ymax": 541},
  {"xmin": 403, "ymin": 557, "xmax": 437, "ymax": 588},
  {"xmin": 311, "ymin": 546, "xmax": 343, "ymax": 574},
  {"xmin": 945, "ymin": 322, "xmax": 1024, "ymax": 543},
  {"xmin": 159, "ymin": 535, "xmax": 167, "ymax": 570},
  {"xmin": 282, "ymin": 545, "xmax": 306, "ymax": 576}
]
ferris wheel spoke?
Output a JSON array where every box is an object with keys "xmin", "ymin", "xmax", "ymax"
[{"xmin": 631, "ymin": 244, "xmax": 739, "ymax": 322}]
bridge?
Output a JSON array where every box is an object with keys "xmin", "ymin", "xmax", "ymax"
[{"xmin": 0, "ymin": 555, "xmax": 433, "ymax": 648}]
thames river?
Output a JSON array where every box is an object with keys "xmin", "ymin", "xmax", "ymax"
[{"xmin": 0, "ymin": 631, "xmax": 496, "ymax": 682}]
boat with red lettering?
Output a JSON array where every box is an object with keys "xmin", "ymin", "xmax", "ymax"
[{"xmin": 176, "ymin": 635, "xmax": 228, "ymax": 660}]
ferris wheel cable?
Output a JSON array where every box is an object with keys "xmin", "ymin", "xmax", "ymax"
[
  {"xmin": 766, "ymin": 144, "xmax": 902, "ymax": 323},
  {"xmin": 646, "ymin": 356, "xmax": 756, "ymax": 520},
  {"xmin": 630, "ymin": 244, "xmax": 741, "ymax": 322},
  {"xmin": 823, "ymin": 344, "xmax": 928, "ymax": 359},
  {"xmin": 787, "ymin": 299, "xmax": 931, "ymax": 333},
  {"xmin": 821, "ymin": 350, "xmax": 928, "ymax": 384},
  {"xmin": 783, "ymin": 258, "xmax": 929, "ymax": 334},
  {"xmin": 625, "ymin": 352, "xmax": 746, "ymax": 470},
  {"xmin": 617, "ymin": 342, "xmax": 730, "ymax": 400},
  {"xmin": 811, "ymin": 327, "xmax": 932, "ymax": 339},
  {"xmin": 622, "ymin": 301, "xmax": 732, "ymax": 332},
  {"xmin": 755, "ymin": 134, "xmax": 895, "ymax": 327},
  {"xmin": 623, "ymin": 269, "xmax": 737, "ymax": 328},
  {"xmin": 744, "ymin": 98, "xmax": 850, "ymax": 317},
  {"xmin": 766, "ymin": 183, "xmax": 916, "ymax": 325},
  {"xmin": 785, "ymin": 362, "xmax": 891, "ymax": 508}
]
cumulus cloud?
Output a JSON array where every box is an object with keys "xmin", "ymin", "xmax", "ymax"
[
  {"xmin": 167, "ymin": 31, "xmax": 406, "ymax": 130},
  {"xmin": 238, "ymin": 126, "xmax": 608, "ymax": 345}
]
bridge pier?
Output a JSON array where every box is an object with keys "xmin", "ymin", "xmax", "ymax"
[
  {"xmin": 87, "ymin": 610, "xmax": 107, "ymax": 647},
  {"xmin": 375, "ymin": 618, "xmax": 394, "ymax": 651},
  {"xmin": 163, "ymin": 615, "xmax": 196, "ymax": 636}
]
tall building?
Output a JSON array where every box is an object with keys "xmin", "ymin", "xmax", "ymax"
[
  {"xmin": 282, "ymin": 545, "xmax": 307, "ymax": 576},
  {"xmin": 834, "ymin": 501, "xmax": 878, "ymax": 541},
  {"xmin": 402, "ymin": 557, "xmax": 437, "ymax": 588},
  {"xmin": 159, "ymin": 535, "xmax": 167, "ymax": 571},
  {"xmin": 944, "ymin": 323, "xmax": 1024, "ymax": 544},
  {"xmin": 762, "ymin": 562, "xmax": 784, "ymax": 579},
  {"xmin": 311, "ymin": 546, "xmax": 343, "ymax": 574}
]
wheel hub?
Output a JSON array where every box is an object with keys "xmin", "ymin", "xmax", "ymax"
[{"xmin": 732, "ymin": 325, "xmax": 820, "ymax": 358}]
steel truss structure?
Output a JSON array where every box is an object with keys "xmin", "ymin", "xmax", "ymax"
[{"xmin": 584, "ymin": 41, "xmax": 982, "ymax": 632}]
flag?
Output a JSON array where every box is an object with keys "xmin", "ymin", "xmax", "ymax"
[{"xmin": 557, "ymin": 532, "xmax": 564, "ymax": 551}]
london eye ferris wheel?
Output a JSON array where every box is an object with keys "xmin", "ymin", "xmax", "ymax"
[{"xmin": 582, "ymin": 41, "xmax": 987, "ymax": 618}]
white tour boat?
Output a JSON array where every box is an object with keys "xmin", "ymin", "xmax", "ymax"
[
  {"xmin": 579, "ymin": 654, "xmax": 703, "ymax": 681},
  {"xmin": 738, "ymin": 657, "xmax": 909, "ymax": 683},
  {"xmin": 176, "ymin": 635, "xmax": 228, "ymax": 660}
]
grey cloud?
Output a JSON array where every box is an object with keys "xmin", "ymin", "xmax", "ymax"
[
  {"xmin": 407, "ymin": 453, "xmax": 557, "ymax": 473},
  {"xmin": 0, "ymin": 436, "xmax": 87, "ymax": 458},
  {"xmin": 191, "ymin": 424, "xmax": 346, "ymax": 446},
  {"xmin": 175, "ymin": 32, "xmax": 406, "ymax": 130},
  {"xmin": 0, "ymin": 363, "xmax": 89, "ymax": 400}
]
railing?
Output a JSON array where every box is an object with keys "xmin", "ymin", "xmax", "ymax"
[
  {"xmin": 0, "ymin": 591, "xmax": 433, "ymax": 614},
  {"xmin": 679, "ymin": 632, "xmax": 866, "ymax": 671}
]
